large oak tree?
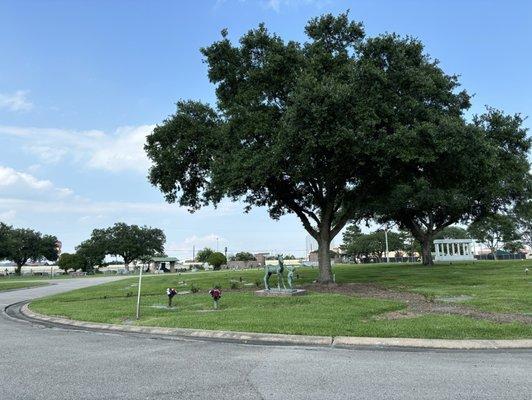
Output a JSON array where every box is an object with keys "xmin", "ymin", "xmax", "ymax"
[
  {"xmin": 366, "ymin": 108, "xmax": 530, "ymax": 265},
  {"xmin": 145, "ymin": 12, "xmax": 530, "ymax": 279},
  {"xmin": 147, "ymin": 14, "xmax": 378, "ymax": 283}
]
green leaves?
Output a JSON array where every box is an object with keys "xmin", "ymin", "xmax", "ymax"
[
  {"xmin": 0, "ymin": 226, "xmax": 59, "ymax": 272},
  {"xmin": 145, "ymin": 12, "xmax": 530, "ymax": 273},
  {"xmin": 81, "ymin": 223, "xmax": 166, "ymax": 268}
]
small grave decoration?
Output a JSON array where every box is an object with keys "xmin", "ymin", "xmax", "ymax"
[
  {"xmin": 166, "ymin": 287, "xmax": 178, "ymax": 307},
  {"xmin": 209, "ymin": 288, "xmax": 222, "ymax": 309}
]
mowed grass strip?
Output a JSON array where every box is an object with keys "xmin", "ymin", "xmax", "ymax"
[
  {"xmin": 0, "ymin": 281, "xmax": 49, "ymax": 292},
  {"xmin": 30, "ymin": 261, "xmax": 532, "ymax": 339}
]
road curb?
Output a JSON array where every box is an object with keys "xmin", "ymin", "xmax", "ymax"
[{"xmin": 19, "ymin": 303, "xmax": 532, "ymax": 350}]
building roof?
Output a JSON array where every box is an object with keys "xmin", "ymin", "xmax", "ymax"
[{"xmin": 151, "ymin": 257, "xmax": 178, "ymax": 262}]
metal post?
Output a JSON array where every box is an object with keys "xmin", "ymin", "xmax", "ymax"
[
  {"xmin": 385, "ymin": 228, "xmax": 389, "ymax": 263},
  {"xmin": 136, "ymin": 264, "xmax": 143, "ymax": 320}
]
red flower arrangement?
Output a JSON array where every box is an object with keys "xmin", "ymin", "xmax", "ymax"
[
  {"xmin": 209, "ymin": 288, "xmax": 222, "ymax": 301},
  {"xmin": 209, "ymin": 288, "xmax": 222, "ymax": 309},
  {"xmin": 166, "ymin": 287, "xmax": 177, "ymax": 307}
]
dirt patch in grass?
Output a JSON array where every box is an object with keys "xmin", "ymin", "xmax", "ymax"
[{"xmin": 305, "ymin": 283, "xmax": 532, "ymax": 324}]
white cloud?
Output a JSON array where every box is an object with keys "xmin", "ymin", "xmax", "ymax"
[
  {"xmin": 0, "ymin": 209, "xmax": 16, "ymax": 222},
  {"xmin": 0, "ymin": 165, "xmax": 240, "ymax": 222},
  {"xmin": 215, "ymin": 0, "xmax": 328, "ymax": 12},
  {"xmin": 181, "ymin": 234, "xmax": 225, "ymax": 248},
  {"xmin": 0, "ymin": 124, "xmax": 155, "ymax": 173},
  {"xmin": 88, "ymin": 125, "xmax": 153, "ymax": 172},
  {"xmin": 263, "ymin": 0, "xmax": 329, "ymax": 12},
  {"xmin": 0, "ymin": 166, "xmax": 73, "ymax": 199},
  {"xmin": 0, "ymin": 90, "xmax": 33, "ymax": 112}
]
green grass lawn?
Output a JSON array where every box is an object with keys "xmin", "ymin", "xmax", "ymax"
[
  {"xmin": 29, "ymin": 261, "xmax": 532, "ymax": 339},
  {"xmin": 0, "ymin": 280, "xmax": 49, "ymax": 292}
]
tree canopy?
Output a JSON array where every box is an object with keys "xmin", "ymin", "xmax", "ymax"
[
  {"xmin": 75, "ymin": 237, "xmax": 107, "ymax": 272},
  {"xmin": 146, "ymin": 13, "xmax": 377, "ymax": 282},
  {"xmin": 0, "ymin": 222, "xmax": 11, "ymax": 260},
  {"xmin": 145, "ymin": 12, "xmax": 530, "ymax": 278},
  {"xmin": 233, "ymin": 251, "xmax": 256, "ymax": 261},
  {"xmin": 207, "ymin": 252, "xmax": 227, "ymax": 270},
  {"xmin": 57, "ymin": 252, "xmax": 85, "ymax": 273},
  {"xmin": 1, "ymin": 226, "xmax": 59, "ymax": 274},
  {"xmin": 341, "ymin": 226, "xmax": 404, "ymax": 262},
  {"xmin": 85, "ymin": 223, "xmax": 165, "ymax": 270},
  {"xmin": 196, "ymin": 247, "xmax": 214, "ymax": 263},
  {"xmin": 468, "ymin": 214, "xmax": 519, "ymax": 259},
  {"xmin": 433, "ymin": 226, "xmax": 470, "ymax": 240},
  {"xmin": 363, "ymin": 92, "xmax": 529, "ymax": 264}
]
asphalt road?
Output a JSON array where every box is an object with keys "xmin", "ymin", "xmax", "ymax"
[{"xmin": 1, "ymin": 278, "xmax": 531, "ymax": 400}]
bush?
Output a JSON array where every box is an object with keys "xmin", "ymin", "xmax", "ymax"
[
  {"xmin": 190, "ymin": 283, "xmax": 199, "ymax": 293},
  {"xmin": 255, "ymin": 279, "xmax": 262, "ymax": 288},
  {"xmin": 196, "ymin": 248, "xmax": 214, "ymax": 263},
  {"xmin": 207, "ymin": 252, "xmax": 227, "ymax": 270},
  {"xmin": 230, "ymin": 281, "xmax": 239, "ymax": 290}
]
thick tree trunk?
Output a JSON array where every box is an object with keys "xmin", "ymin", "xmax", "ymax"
[
  {"xmin": 317, "ymin": 232, "xmax": 333, "ymax": 284},
  {"xmin": 421, "ymin": 238, "xmax": 433, "ymax": 266},
  {"xmin": 15, "ymin": 264, "xmax": 23, "ymax": 276}
]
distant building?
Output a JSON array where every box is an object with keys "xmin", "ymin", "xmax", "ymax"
[
  {"xmin": 308, "ymin": 250, "xmax": 341, "ymax": 263},
  {"xmin": 149, "ymin": 257, "xmax": 178, "ymax": 272},
  {"xmin": 254, "ymin": 253, "xmax": 268, "ymax": 266}
]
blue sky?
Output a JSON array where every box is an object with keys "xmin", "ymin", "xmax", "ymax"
[{"xmin": 1, "ymin": 0, "xmax": 531, "ymax": 258}]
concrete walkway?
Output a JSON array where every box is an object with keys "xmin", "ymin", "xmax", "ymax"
[{"xmin": 1, "ymin": 278, "xmax": 531, "ymax": 399}]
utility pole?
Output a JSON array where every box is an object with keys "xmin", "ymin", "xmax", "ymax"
[
  {"xmin": 192, "ymin": 245, "xmax": 195, "ymax": 261},
  {"xmin": 216, "ymin": 237, "xmax": 219, "ymax": 252}
]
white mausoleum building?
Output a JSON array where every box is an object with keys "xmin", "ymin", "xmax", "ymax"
[{"xmin": 434, "ymin": 239, "xmax": 475, "ymax": 262}]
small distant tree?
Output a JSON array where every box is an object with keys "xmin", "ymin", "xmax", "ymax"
[
  {"xmin": 76, "ymin": 237, "xmax": 107, "ymax": 272},
  {"xmin": 513, "ymin": 195, "xmax": 532, "ymax": 250},
  {"xmin": 342, "ymin": 229, "xmax": 403, "ymax": 262},
  {"xmin": 196, "ymin": 247, "xmax": 214, "ymax": 263},
  {"xmin": 234, "ymin": 251, "xmax": 255, "ymax": 261},
  {"xmin": 57, "ymin": 253, "xmax": 84, "ymax": 272},
  {"xmin": 341, "ymin": 224, "xmax": 362, "ymax": 246},
  {"xmin": 207, "ymin": 252, "xmax": 227, "ymax": 270},
  {"xmin": 283, "ymin": 254, "xmax": 296, "ymax": 260},
  {"xmin": 468, "ymin": 214, "xmax": 518, "ymax": 259},
  {"xmin": 0, "ymin": 223, "xmax": 12, "ymax": 260},
  {"xmin": 503, "ymin": 240, "xmax": 524, "ymax": 254},
  {"xmin": 92, "ymin": 222, "xmax": 165, "ymax": 271},
  {"xmin": 3, "ymin": 228, "xmax": 59, "ymax": 274}
]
